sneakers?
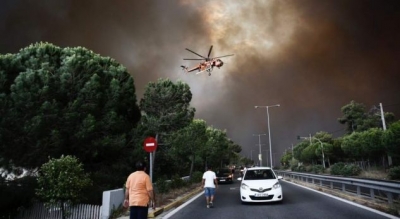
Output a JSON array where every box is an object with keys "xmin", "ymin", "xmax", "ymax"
[
  {"xmin": 209, "ymin": 202, "xmax": 213, "ymax": 208},
  {"xmin": 207, "ymin": 204, "xmax": 210, "ymax": 208}
]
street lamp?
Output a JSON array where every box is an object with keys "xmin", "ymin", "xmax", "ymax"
[
  {"xmin": 297, "ymin": 135, "xmax": 325, "ymax": 168},
  {"xmin": 253, "ymin": 134, "xmax": 266, "ymax": 166},
  {"xmin": 255, "ymin": 104, "xmax": 280, "ymax": 168}
]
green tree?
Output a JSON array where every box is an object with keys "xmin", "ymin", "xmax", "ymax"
[
  {"xmin": 203, "ymin": 127, "xmax": 230, "ymax": 169},
  {"xmin": 139, "ymin": 78, "xmax": 195, "ymax": 177},
  {"xmin": 382, "ymin": 121, "xmax": 400, "ymax": 165},
  {"xmin": 166, "ymin": 119, "xmax": 208, "ymax": 177},
  {"xmin": 338, "ymin": 101, "xmax": 396, "ymax": 134},
  {"xmin": 338, "ymin": 101, "xmax": 369, "ymax": 133},
  {"xmin": 293, "ymin": 141, "xmax": 309, "ymax": 163},
  {"xmin": 36, "ymin": 155, "xmax": 92, "ymax": 219},
  {"xmin": 301, "ymin": 143, "xmax": 318, "ymax": 164},
  {"xmin": 313, "ymin": 132, "xmax": 334, "ymax": 167},
  {"xmin": 359, "ymin": 128, "xmax": 385, "ymax": 160},
  {"xmin": 0, "ymin": 42, "xmax": 141, "ymax": 203},
  {"xmin": 341, "ymin": 132, "xmax": 366, "ymax": 160}
]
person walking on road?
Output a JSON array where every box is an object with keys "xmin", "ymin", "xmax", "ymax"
[
  {"xmin": 124, "ymin": 161, "xmax": 156, "ymax": 219},
  {"xmin": 202, "ymin": 166, "xmax": 218, "ymax": 208}
]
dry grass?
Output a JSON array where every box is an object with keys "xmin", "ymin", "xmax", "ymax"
[
  {"xmin": 359, "ymin": 170, "xmax": 389, "ymax": 180},
  {"xmin": 156, "ymin": 183, "xmax": 201, "ymax": 207}
]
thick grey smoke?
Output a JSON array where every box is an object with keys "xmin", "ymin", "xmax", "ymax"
[{"xmin": 1, "ymin": 0, "xmax": 400, "ymax": 165}]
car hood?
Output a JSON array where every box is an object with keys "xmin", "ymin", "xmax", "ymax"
[{"xmin": 241, "ymin": 179, "xmax": 279, "ymax": 188}]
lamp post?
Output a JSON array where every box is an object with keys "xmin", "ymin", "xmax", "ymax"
[
  {"xmin": 255, "ymin": 104, "xmax": 280, "ymax": 168},
  {"xmin": 253, "ymin": 134, "xmax": 266, "ymax": 166}
]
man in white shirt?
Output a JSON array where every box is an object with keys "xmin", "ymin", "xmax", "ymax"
[{"xmin": 202, "ymin": 166, "xmax": 218, "ymax": 208}]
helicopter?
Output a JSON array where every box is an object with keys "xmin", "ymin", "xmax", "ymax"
[{"xmin": 181, "ymin": 45, "xmax": 234, "ymax": 76}]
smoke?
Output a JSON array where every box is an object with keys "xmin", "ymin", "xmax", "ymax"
[{"xmin": 1, "ymin": 0, "xmax": 400, "ymax": 164}]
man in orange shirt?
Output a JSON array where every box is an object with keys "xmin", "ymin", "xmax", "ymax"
[{"xmin": 124, "ymin": 161, "xmax": 155, "ymax": 219}]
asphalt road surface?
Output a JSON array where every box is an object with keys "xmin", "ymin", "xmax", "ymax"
[{"xmin": 161, "ymin": 179, "xmax": 398, "ymax": 219}]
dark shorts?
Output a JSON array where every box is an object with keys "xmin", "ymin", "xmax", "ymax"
[
  {"xmin": 204, "ymin": 187, "xmax": 215, "ymax": 197},
  {"xmin": 129, "ymin": 206, "xmax": 148, "ymax": 219}
]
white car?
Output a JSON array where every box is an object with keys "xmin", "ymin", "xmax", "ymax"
[{"xmin": 238, "ymin": 167, "xmax": 283, "ymax": 203}]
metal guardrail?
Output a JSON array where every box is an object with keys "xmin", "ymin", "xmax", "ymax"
[{"xmin": 275, "ymin": 170, "xmax": 400, "ymax": 206}]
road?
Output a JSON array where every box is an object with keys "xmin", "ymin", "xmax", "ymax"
[{"xmin": 161, "ymin": 178, "xmax": 398, "ymax": 219}]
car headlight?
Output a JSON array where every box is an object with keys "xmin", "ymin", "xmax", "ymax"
[
  {"xmin": 272, "ymin": 182, "xmax": 281, "ymax": 189},
  {"xmin": 241, "ymin": 183, "xmax": 249, "ymax": 190}
]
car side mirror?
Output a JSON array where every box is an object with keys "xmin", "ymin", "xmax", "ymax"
[{"xmin": 278, "ymin": 176, "xmax": 283, "ymax": 180}]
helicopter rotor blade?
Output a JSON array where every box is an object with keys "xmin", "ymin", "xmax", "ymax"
[
  {"xmin": 183, "ymin": 58, "xmax": 205, "ymax": 60},
  {"xmin": 185, "ymin": 48, "xmax": 207, "ymax": 59},
  {"xmin": 207, "ymin": 45, "xmax": 213, "ymax": 59},
  {"xmin": 211, "ymin": 54, "xmax": 235, "ymax": 59}
]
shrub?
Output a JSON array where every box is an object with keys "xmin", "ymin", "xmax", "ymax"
[
  {"xmin": 341, "ymin": 164, "xmax": 361, "ymax": 176},
  {"xmin": 388, "ymin": 166, "xmax": 400, "ymax": 180},
  {"xmin": 190, "ymin": 171, "xmax": 203, "ymax": 183},
  {"xmin": 330, "ymin": 162, "xmax": 346, "ymax": 175},
  {"xmin": 311, "ymin": 165, "xmax": 324, "ymax": 174},
  {"xmin": 170, "ymin": 174, "xmax": 185, "ymax": 189},
  {"xmin": 297, "ymin": 166, "xmax": 306, "ymax": 172},
  {"xmin": 155, "ymin": 175, "xmax": 170, "ymax": 194}
]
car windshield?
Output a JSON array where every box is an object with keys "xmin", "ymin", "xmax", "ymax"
[
  {"xmin": 216, "ymin": 169, "xmax": 231, "ymax": 175},
  {"xmin": 244, "ymin": 169, "xmax": 275, "ymax": 180}
]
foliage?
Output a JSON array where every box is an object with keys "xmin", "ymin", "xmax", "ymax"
[
  {"xmin": 139, "ymin": 78, "xmax": 195, "ymax": 178},
  {"xmin": 329, "ymin": 162, "xmax": 361, "ymax": 176},
  {"xmin": 301, "ymin": 143, "xmax": 318, "ymax": 163},
  {"xmin": 330, "ymin": 162, "xmax": 346, "ymax": 175},
  {"xmin": 311, "ymin": 165, "xmax": 324, "ymax": 174},
  {"xmin": 280, "ymin": 151, "xmax": 292, "ymax": 168},
  {"xmin": 190, "ymin": 171, "xmax": 203, "ymax": 183},
  {"xmin": 140, "ymin": 78, "xmax": 195, "ymax": 135},
  {"xmin": 0, "ymin": 42, "xmax": 141, "ymax": 204},
  {"xmin": 166, "ymin": 119, "xmax": 208, "ymax": 177},
  {"xmin": 293, "ymin": 165, "xmax": 306, "ymax": 172},
  {"xmin": 383, "ymin": 121, "xmax": 400, "ymax": 160},
  {"xmin": 155, "ymin": 175, "xmax": 170, "ymax": 194},
  {"xmin": 338, "ymin": 101, "xmax": 368, "ymax": 133},
  {"xmin": 341, "ymin": 132, "xmax": 366, "ymax": 160},
  {"xmin": 341, "ymin": 164, "xmax": 361, "ymax": 176},
  {"xmin": 388, "ymin": 166, "xmax": 400, "ymax": 180},
  {"xmin": 290, "ymin": 159, "xmax": 299, "ymax": 171},
  {"xmin": 170, "ymin": 174, "xmax": 186, "ymax": 190},
  {"xmin": 36, "ymin": 155, "xmax": 92, "ymax": 219}
]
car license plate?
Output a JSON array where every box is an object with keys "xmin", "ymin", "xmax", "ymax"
[
  {"xmin": 220, "ymin": 179, "xmax": 225, "ymax": 181},
  {"xmin": 255, "ymin": 193, "xmax": 268, "ymax": 197}
]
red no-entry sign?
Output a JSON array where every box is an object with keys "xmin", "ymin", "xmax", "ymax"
[{"xmin": 143, "ymin": 137, "xmax": 157, "ymax": 153}]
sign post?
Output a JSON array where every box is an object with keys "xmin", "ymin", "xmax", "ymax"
[{"xmin": 144, "ymin": 137, "xmax": 157, "ymax": 182}]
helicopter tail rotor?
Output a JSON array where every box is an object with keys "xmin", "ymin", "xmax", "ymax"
[{"xmin": 180, "ymin": 65, "xmax": 188, "ymax": 73}]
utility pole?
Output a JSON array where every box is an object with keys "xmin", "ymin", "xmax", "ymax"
[
  {"xmin": 253, "ymin": 134, "xmax": 266, "ymax": 166},
  {"xmin": 380, "ymin": 103, "xmax": 392, "ymax": 166}
]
